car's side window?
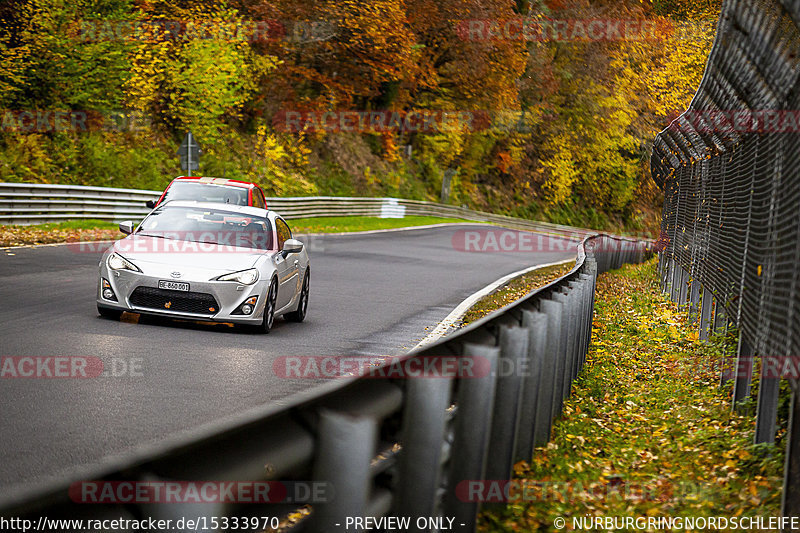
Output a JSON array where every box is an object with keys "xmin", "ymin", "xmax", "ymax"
[
  {"xmin": 251, "ymin": 189, "xmax": 265, "ymax": 209},
  {"xmin": 276, "ymin": 218, "xmax": 291, "ymax": 249}
]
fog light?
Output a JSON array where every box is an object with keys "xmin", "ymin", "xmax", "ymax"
[
  {"xmin": 101, "ymin": 279, "xmax": 117, "ymax": 301},
  {"xmin": 234, "ymin": 296, "xmax": 258, "ymax": 315}
]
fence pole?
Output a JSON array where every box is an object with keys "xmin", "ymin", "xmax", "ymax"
[
  {"xmin": 713, "ymin": 298, "xmax": 728, "ymax": 334},
  {"xmin": 396, "ymin": 373, "xmax": 453, "ymax": 518},
  {"xmin": 732, "ymin": 334, "xmax": 754, "ymax": 410},
  {"xmin": 486, "ymin": 327, "xmax": 529, "ymax": 482},
  {"xmin": 677, "ymin": 267, "xmax": 689, "ymax": 310},
  {"xmin": 445, "ymin": 344, "xmax": 500, "ymax": 530},
  {"xmin": 670, "ymin": 261, "xmax": 681, "ymax": 303},
  {"xmin": 699, "ymin": 287, "xmax": 714, "ymax": 341},
  {"xmin": 662, "ymin": 257, "xmax": 673, "ymax": 295},
  {"xmin": 311, "ymin": 410, "xmax": 377, "ymax": 530},
  {"xmin": 755, "ymin": 356, "xmax": 781, "ymax": 444},
  {"xmin": 782, "ymin": 388, "xmax": 800, "ymax": 519},
  {"xmin": 688, "ymin": 278, "xmax": 701, "ymax": 324}
]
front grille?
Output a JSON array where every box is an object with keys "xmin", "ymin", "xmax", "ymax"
[{"xmin": 129, "ymin": 286, "xmax": 219, "ymax": 315}]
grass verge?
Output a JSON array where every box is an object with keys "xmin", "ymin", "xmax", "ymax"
[
  {"xmin": 478, "ymin": 258, "xmax": 788, "ymax": 531},
  {"xmin": 459, "ymin": 262, "xmax": 575, "ymax": 327},
  {"xmin": 288, "ymin": 215, "xmax": 473, "ymax": 234},
  {"xmin": 0, "ymin": 216, "xmax": 475, "ymax": 248}
]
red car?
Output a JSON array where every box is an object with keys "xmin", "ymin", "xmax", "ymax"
[{"xmin": 146, "ymin": 177, "xmax": 268, "ymax": 210}]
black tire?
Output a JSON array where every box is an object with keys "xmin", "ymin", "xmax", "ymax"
[
  {"xmin": 97, "ymin": 305, "xmax": 123, "ymax": 321},
  {"xmin": 258, "ymin": 279, "xmax": 279, "ymax": 334},
  {"xmin": 285, "ymin": 271, "xmax": 309, "ymax": 323}
]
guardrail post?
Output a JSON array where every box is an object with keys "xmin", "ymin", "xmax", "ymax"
[
  {"xmin": 567, "ymin": 280, "xmax": 584, "ymax": 380},
  {"xmin": 732, "ymin": 334, "xmax": 754, "ymax": 410},
  {"xmin": 445, "ymin": 344, "xmax": 499, "ymax": 529},
  {"xmin": 311, "ymin": 410, "xmax": 377, "ymax": 530},
  {"xmin": 699, "ymin": 288, "xmax": 714, "ymax": 341},
  {"xmin": 578, "ymin": 273, "xmax": 594, "ymax": 371},
  {"xmin": 782, "ymin": 388, "xmax": 800, "ymax": 518},
  {"xmin": 564, "ymin": 282, "xmax": 582, "ymax": 384},
  {"xmin": 570, "ymin": 278, "xmax": 590, "ymax": 377},
  {"xmin": 519, "ymin": 310, "xmax": 551, "ymax": 455},
  {"xmin": 540, "ymin": 298, "xmax": 565, "ymax": 418},
  {"xmin": 396, "ymin": 372, "xmax": 453, "ymax": 519},
  {"xmin": 553, "ymin": 288, "xmax": 578, "ymax": 398},
  {"xmin": 584, "ymin": 260, "xmax": 598, "ymax": 371},
  {"xmin": 486, "ymin": 327, "xmax": 529, "ymax": 484},
  {"xmin": 755, "ymin": 356, "xmax": 781, "ymax": 444}
]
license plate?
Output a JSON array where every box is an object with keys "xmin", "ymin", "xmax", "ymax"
[{"xmin": 158, "ymin": 280, "xmax": 189, "ymax": 291}]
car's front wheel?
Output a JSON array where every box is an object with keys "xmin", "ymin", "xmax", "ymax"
[
  {"xmin": 285, "ymin": 271, "xmax": 309, "ymax": 323},
  {"xmin": 97, "ymin": 305, "xmax": 122, "ymax": 321},
  {"xmin": 257, "ymin": 279, "xmax": 278, "ymax": 334}
]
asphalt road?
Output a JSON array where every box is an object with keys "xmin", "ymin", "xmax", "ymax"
[{"xmin": 0, "ymin": 224, "xmax": 575, "ymax": 495}]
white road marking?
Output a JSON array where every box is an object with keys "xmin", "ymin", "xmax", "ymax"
[{"xmin": 412, "ymin": 257, "xmax": 576, "ymax": 350}]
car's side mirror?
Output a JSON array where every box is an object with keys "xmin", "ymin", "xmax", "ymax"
[
  {"xmin": 145, "ymin": 199, "xmax": 157, "ymax": 209},
  {"xmin": 119, "ymin": 221, "xmax": 134, "ymax": 235},
  {"xmin": 282, "ymin": 239, "xmax": 304, "ymax": 255}
]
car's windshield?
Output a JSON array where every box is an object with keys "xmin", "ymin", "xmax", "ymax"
[
  {"xmin": 162, "ymin": 182, "xmax": 249, "ymax": 206},
  {"xmin": 137, "ymin": 206, "xmax": 274, "ymax": 250}
]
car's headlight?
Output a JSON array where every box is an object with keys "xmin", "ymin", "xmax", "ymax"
[
  {"xmin": 107, "ymin": 252, "xmax": 141, "ymax": 272},
  {"xmin": 216, "ymin": 268, "xmax": 259, "ymax": 285}
]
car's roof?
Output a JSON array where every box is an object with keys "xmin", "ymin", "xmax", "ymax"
[
  {"xmin": 171, "ymin": 176, "xmax": 258, "ymax": 189},
  {"xmin": 160, "ymin": 200, "xmax": 275, "ymax": 218}
]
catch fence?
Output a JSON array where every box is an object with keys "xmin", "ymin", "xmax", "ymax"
[{"xmin": 651, "ymin": 0, "xmax": 800, "ymax": 516}]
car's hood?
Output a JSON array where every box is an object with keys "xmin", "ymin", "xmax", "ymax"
[{"xmin": 112, "ymin": 235, "xmax": 275, "ymax": 277}]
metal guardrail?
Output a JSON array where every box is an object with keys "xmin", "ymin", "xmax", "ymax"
[
  {"xmin": 0, "ymin": 182, "xmax": 594, "ymax": 239},
  {"xmin": 651, "ymin": 0, "xmax": 800, "ymax": 517},
  {"xmin": 0, "ymin": 233, "xmax": 650, "ymax": 530}
]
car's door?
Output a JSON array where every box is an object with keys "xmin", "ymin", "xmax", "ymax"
[{"xmin": 274, "ymin": 217, "xmax": 300, "ymax": 309}]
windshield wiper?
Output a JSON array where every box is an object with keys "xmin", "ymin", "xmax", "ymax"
[{"xmin": 137, "ymin": 232, "xmax": 174, "ymax": 240}]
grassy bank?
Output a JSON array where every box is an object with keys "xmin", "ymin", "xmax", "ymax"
[
  {"xmin": 459, "ymin": 262, "xmax": 576, "ymax": 327},
  {"xmin": 0, "ymin": 216, "xmax": 475, "ymax": 248},
  {"xmin": 479, "ymin": 259, "xmax": 787, "ymax": 531}
]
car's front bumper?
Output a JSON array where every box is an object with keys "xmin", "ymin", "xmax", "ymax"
[{"xmin": 97, "ymin": 265, "xmax": 267, "ymax": 325}]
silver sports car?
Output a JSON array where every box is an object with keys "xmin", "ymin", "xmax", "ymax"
[{"xmin": 96, "ymin": 201, "xmax": 310, "ymax": 333}]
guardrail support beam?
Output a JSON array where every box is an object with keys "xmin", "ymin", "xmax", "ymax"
[
  {"xmin": 445, "ymin": 344, "xmax": 499, "ymax": 530},
  {"xmin": 311, "ymin": 410, "xmax": 377, "ymax": 530},
  {"xmin": 396, "ymin": 372, "xmax": 453, "ymax": 518},
  {"xmin": 486, "ymin": 326, "xmax": 530, "ymax": 484},
  {"xmin": 552, "ymin": 290, "xmax": 576, "ymax": 400},
  {"xmin": 540, "ymin": 298, "xmax": 565, "ymax": 419},
  {"xmin": 520, "ymin": 310, "xmax": 550, "ymax": 456}
]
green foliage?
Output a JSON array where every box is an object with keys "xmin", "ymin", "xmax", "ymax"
[{"xmin": 0, "ymin": 0, "xmax": 136, "ymax": 109}]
